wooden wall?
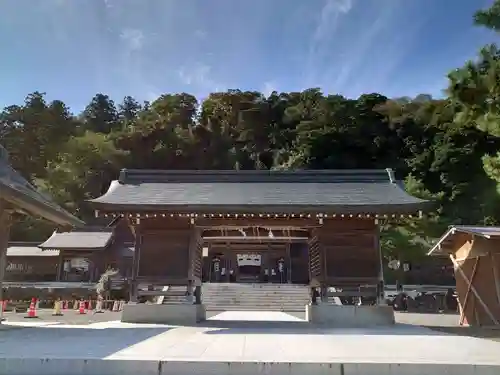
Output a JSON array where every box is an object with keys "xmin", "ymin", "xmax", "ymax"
[
  {"xmin": 454, "ymin": 238, "xmax": 500, "ymax": 327},
  {"xmin": 130, "ymin": 216, "xmax": 381, "ymax": 286},
  {"xmin": 5, "ymin": 257, "xmax": 58, "ymax": 282},
  {"xmin": 319, "ymin": 219, "xmax": 379, "ymax": 284},
  {"xmin": 138, "ymin": 218, "xmax": 191, "ymax": 281}
]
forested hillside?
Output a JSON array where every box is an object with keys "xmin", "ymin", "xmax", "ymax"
[{"xmin": 1, "ymin": 1, "xmax": 499, "ymax": 263}]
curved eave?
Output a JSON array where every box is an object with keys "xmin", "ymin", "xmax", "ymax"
[
  {"xmin": 88, "ymin": 201, "xmax": 429, "ymax": 215},
  {"xmin": 0, "ymin": 184, "xmax": 84, "ymax": 228},
  {"xmin": 88, "ymin": 177, "xmax": 431, "ymax": 216}
]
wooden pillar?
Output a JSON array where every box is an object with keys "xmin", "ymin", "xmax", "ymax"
[
  {"xmin": 0, "ymin": 202, "xmax": 11, "ymax": 314},
  {"xmin": 56, "ymin": 252, "xmax": 64, "ymax": 282},
  {"xmin": 186, "ymin": 226, "xmax": 199, "ymax": 302},
  {"xmin": 286, "ymin": 243, "xmax": 292, "ymax": 284},
  {"xmin": 308, "ymin": 228, "xmax": 322, "ymax": 285},
  {"xmin": 129, "ymin": 219, "xmax": 142, "ymax": 303},
  {"xmin": 375, "ymin": 219, "xmax": 386, "ymax": 305}
]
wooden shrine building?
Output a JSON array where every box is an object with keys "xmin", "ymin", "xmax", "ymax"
[
  {"xmin": 428, "ymin": 226, "xmax": 500, "ymax": 327},
  {"xmin": 0, "ymin": 145, "xmax": 83, "ymax": 305},
  {"xmin": 2, "ymin": 218, "xmax": 134, "ymax": 299},
  {"xmin": 89, "ymin": 168, "xmax": 429, "ymax": 307}
]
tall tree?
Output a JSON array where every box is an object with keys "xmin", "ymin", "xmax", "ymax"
[{"xmin": 82, "ymin": 94, "xmax": 119, "ymax": 134}]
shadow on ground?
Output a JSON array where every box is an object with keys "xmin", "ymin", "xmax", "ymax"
[
  {"xmin": 195, "ymin": 319, "xmax": 445, "ymax": 336},
  {"xmin": 0, "ymin": 326, "xmax": 171, "ymax": 358}
]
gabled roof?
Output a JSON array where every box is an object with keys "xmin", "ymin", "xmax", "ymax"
[
  {"xmin": 88, "ymin": 168, "xmax": 430, "ymax": 214},
  {"xmin": 38, "ymin": 226, "xmax": 114, "ymax": 250},
  {"xmin": 0, "ymin": 146, "xmax": 84, "ymax": 227},
  {"xmin": 7, "ymin": 242, "xmax": 60, "ymax": 257},
  {"xmin": 427, "ymin": 225, "xmax": 500, "ymax": 256}
]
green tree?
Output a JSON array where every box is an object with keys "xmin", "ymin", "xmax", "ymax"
[{"xmin": 448, "ymin": 0, "xmax": 500, "ymax": 193}]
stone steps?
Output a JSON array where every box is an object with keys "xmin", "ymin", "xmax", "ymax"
[
  {"xmin": 207, "ymin": 305, "xmax": 307, "ymax": 312},
  {"xmin": 202, "ymin": 283, "xmax": 310, "ymax": 312}
]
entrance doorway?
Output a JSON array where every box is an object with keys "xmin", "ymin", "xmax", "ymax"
[{"xmin": 237, "ymin": 253, "xmax": 261, "ymax": 282}]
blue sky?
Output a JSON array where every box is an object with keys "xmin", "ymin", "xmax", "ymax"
[{"xmin": 0, "ymin": 0, "xmax": 498, "ymax": 112}]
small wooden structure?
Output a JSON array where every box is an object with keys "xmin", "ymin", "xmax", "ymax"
[
  {"xmin": 428, "ymin": 226, "xmax": 500, "ymax": 327},
  {"xmin": 2, "ymin": 217, "xmax": 134, "ymax": 299},
  {"xmin": 89, "ymin": 168, "xmax": 429, "ymax": 304},
  {"xmin": 38, "ymin": 218, "xmax": 134, "ymax": 282}
]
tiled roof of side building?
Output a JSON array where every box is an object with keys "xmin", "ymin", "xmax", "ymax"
[
  {"xmin": 7, "ymin": 242, "xmax": 60, "ymax": 257},
  {"xmin": 0, "ymin": 145, "xmax": 84, "ymax": 227},
  {"xmin": 88, "ymin": 168, "xmax": 431, "ymax": 214},
  {"xmin": 38, "ymin": 227, "xmax": 114, "ymax": 250}
]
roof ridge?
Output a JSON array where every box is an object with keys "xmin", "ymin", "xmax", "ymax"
[{"xmin": 118, "ymin": 168, "xmax": 396, "ymax": 184}]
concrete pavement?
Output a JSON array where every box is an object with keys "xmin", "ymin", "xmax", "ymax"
[{"xmin": 0, "ymin": 311, "xmax": 498, "ymax": 374}]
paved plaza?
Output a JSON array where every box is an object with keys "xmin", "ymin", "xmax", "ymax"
[{"xmin": 0, "ymin": 311, "xmax": 499, "ymax": 374}]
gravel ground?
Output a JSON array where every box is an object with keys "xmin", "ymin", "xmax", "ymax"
[{"xmin": 2, "ymin": 308, "xmax": 122, "ymax": 325}]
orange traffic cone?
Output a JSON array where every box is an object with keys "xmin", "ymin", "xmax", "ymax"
[
  {"xmin": 78, "ymin": 300, "xmax": 86, "ymax": 315},
  {"xmin": 25, "ymin": 298, "xmax": 38, "ymax": 319}
]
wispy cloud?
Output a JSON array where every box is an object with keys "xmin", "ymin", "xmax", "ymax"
[
  {"xmin": 312, "ymin": 0, "xmax": 353, "ymax": 43},
  {"xmin": 302, "ymin": 0, "xmax": 428, "ymax": 97},
  {"xmin": 178, "ymin": 63, "xmax": 226, "ymax": 95},
  {"xmin": 194, "ymin": 30, "xmax": 207, "ymax": 40},
  {"xmin": 304, "ymin": 0, "xmax": 354, "ymax": 87},
  {"xmin": 331, "ymin": 3, "xmax": 401, "ymax": 92},
  {"xmin": 120, "ymin": 28, "xmax": 145, "ymax": 51}
]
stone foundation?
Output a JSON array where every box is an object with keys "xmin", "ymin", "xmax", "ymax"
[
  {"xmin": 305, "ymin": 304, "xmax": 395, "ymax": 327},
  {"xmin": 121, "ymin": 303, "xmax": 206, "ymax": 325}
]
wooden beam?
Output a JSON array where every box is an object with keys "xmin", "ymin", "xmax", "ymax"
[
  {"xmin": 203, "ymin": 236, "xmax": 309, "ymax": 242},
  {"xmin": 459, "ymin": 256, "xmax": 479, "ymax": 326},
  {"xmin": 450, "ymin": 254, "xmax": 499, "ymax": 325},
  {"xmin": 195, "ymin": 217, "xmax": 320, "ymax": 228},
  {"xmin": 202, "ymin": 228, "xmax": 309, "ymax": 238}
]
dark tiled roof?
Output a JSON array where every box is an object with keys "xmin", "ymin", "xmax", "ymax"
[
  {"xmin": 0, "ymin": 146, "xmax": 84, "ymax": 227},
  {"xmin": 7, "ymin": 242, "xmax": 60, "ymax": 257},
  {"xmin": 38, "ymin": 227, "xmax": 114, "ymax": 250},
  {"xmin": 89, "ymin": 169, "xmax": 429, "ymax": 214}
]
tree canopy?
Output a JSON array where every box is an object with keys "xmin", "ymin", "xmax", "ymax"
[{"xmin": 2, "ymin": 1, "xmax": 500, "ymax": 263}]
